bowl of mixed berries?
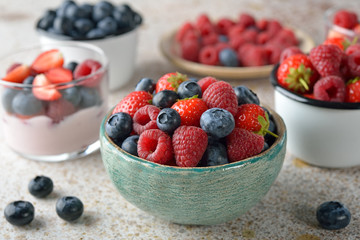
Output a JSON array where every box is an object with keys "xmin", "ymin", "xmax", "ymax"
[
  {"xmin": 36, "ymin": 0, "xmax": 142, "ymax": 90},
  {"xmin": 270, "ymin": 39, "xmax": 360, "ymax": 168},
  {"xmin": 0, "ymin": 42, "xmax": 108, "ymax": 161},
  {"xmin": 100, "ymin": 72, "xmax": 286, "ymax": 225}
]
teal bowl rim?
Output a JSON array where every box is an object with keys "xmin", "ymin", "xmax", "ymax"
[{"xmin": 101, "ymin": 105, "xmax": 286, "ymax": 173}]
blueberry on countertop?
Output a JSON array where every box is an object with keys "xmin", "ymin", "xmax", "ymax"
[
  {"xmin": 4, "ymin": 201, "xmax": 35, "ymax": 226},
  {"xmin": 316, "ymin": 201, "xmax": 351, "ymax": 230},
  {"xmin": 56, "ymin": 196, "xmax": 84, "ymax": 221},
  {"xmin": 28, "ymin": 176, "xmax": 54, "ymax": 198},
  {"xmin": 121, "ymin": 135, "xmax": 139, "ymax": 156}
]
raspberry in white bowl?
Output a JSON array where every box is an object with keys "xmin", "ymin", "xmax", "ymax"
[{"xmin": 0, "ymin": 42, "xmax": 108, "ymax": 161}]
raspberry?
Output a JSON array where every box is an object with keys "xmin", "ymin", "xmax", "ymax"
[
  {"xmin": 197, "ymin": 76, "xmax": 217, "ymax": 93},
  {"xmin": 198, "ymin": 22, "xmax": 216, "ymax": 37},
  {"xmin": 241, "ymin": 29, "xmax": 258, "ymax": 43},
  {"xmin": 229, "ymin": 35, "xmax": 246, "ymax": 50},
  {"xmin": 340, "ymin": 54, "xmax": 352, "ymax": 80},
  {"xmin": 266, "ymin": 20, "xmax": 282, "ymax": 38},
  {"xmin": 137, "ymin": 129, "xmax": 173, "ymax": 164},
  {"xmin": 333, "ymin": 9, "xmax": 358, "ymax": 29},
  {"xmin": 172, "ymin": 126, "xmax": 208, "ymax": 167},
  {"xmin": 215, "ymin": 42, "xmax": 231, "ymax": 53},
  {"xmin": 202, "ymin": 81, "xmax": 238, "ymax": 117},
  {"xmin": 216, "ymin": 18, "xmax": 235, "ymax": 35},
  {"xmin": 181, "ymin": 38, "xmax": 200, "ymax": 62},
  {"xmin": 46, "ymin": 99, "xmax": 76, "ymax": 123},
  {"xmin": 347, "ymin": 51, "xmax": 360, "ymax": 77},
  {"xmin": 264, "ymin": 43, "xmax": 282, "ymax": 64},
  {"xmin": 256, "ymin": 32, "xmax": 270, "ymax": 45},
  {"xmin": 182, "ymin": 29, "xmax": 199, "ymax": 42},
  {"xmin": 176, "ymin": 21, "xmax": 195, "ymax": 42},
  {"xmin": 269, "ymin": 29, "xmax": 298, "ymax": 48},
  {"xmin": 345, "ymin": 44, "xmax": 360, "ymax": 55},
  {"xmin": 199, "ymin": 45, "xmax": 219, "ymax": 65},
  {"xmin": 238, "ymin": 13, "xmax": 255, "ymax": 28},
  {"xmin": 226, "ymin": 128, "xmax": 264, "ymax": 162},
  {"xmin": 201, "ymin": 32, "xmax": 218, "ymax": 46},
  {"xmin": 239, "ymin": 45, "xmax": 269, "ymax": 67},
  {"xmin": 313, "ymin": 75, "xmax": 346, "ymax": 102},
  {"xmin": 279, "ymin": 46, "xmax": 303, "ymax": 63},
  {"xmin": 133, "ymin": 105, "xmax": 160, "ymax": 135},
  {"xmin": 309, "ymin": 44, "xmax": 343, "ymax": 77},
  {"xmin": 195, "ymin": 13, "xmax": 212, "ymax": 29},
  {"xmin": 256, "ymin": 19, "xmax": 268, "ymax": 31},
  {"xmin": 228, "ymin": 25, "xmax": 245, "ymax": 39}
]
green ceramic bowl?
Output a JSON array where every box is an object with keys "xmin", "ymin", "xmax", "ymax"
[{"xmin": 100, "ymin": 107, "xmax": 287, "ymax": 225}]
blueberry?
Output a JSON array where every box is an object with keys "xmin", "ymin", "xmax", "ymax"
[
  {"xmin": 23, "ymin": 76, "xmax": 34, "ymax": 85},
  {"xmin": 316, "ymin": 201, "xmax": 351, "ymax": 230},
  {"xmin": 117, "ymin": 3, "xmax": 133, "ymax": 13},
  {"xmin": 28, "ymin": 176, "xmax": 53, "ymax": 198},
  {"xmin": 61, "ymin": 87, "xmax": 81, "ymax": 107},
  {"xmin": 64, "ymin": 3, "xmax": 84, "ymax": 20},
  {"xmin": 218, "ymin": 35, "xmax": 229, "ymax": 42},
  {"xmin": 92, "ymin": 1, "xmax": 114, "ymax": 23},
  {"xmin": 200, "ymin": 108, "xmax": 235, "ymax": 139},
  {"xmin": 86, "ymin": 28, "xmax": 106, "ymax": 39},
  {"xmin": 78, "ymin": 3, "xmax": 93, "ymax": 19},
  {"xmin": 37, "ymin": 10, "xmax": 56, "ymax": 30},
  {"xmin": 4, "ymin": 201, "xmax": 34, "ymax": 226},
  {"xmin": 234, "ymin": 85, "xmax": 260, "ymax": 105},
  {"xmin": 198, "ymin": 142, "xmax": 229, "ymax": 167},
  {"xmin": 64, "ymin": 61, "xmax": 78, "ymax": 73},
  {"xmin": 74, "ymin": 18, "xmax": 94, "ymax": 36},
  {"xmin": 121, "ymin": 135, "xmax": 139, "ymax": 156},
  {"xmin": 177, "ymin": 80, "xmax": 202, "ymax": 99},
  {"xmin": 53, "ymin": 16, "xmax": 73, "ymax": 35},
  {"xmin": 188, "ymin": 77, "xmax": 198, "ymax": 82},
  {"xmin": 135, "ymin": 78, "xmax": 155, "ymax": 93},
  {"xmin": 262, "ymin": 142, "xmax": 269, "ymax": 152},
  {"xmin": 97, "ymin": 16, "xmax": 118, "ymax": 35},
  {"xmin": 106, "ymin": 112, "xmax": 133, "ymax": 145},
  {"xmin": 133, "ymin": 13, "xmax": 142, "ymax": 26},
  {"xmin": 112, "ymin": 9, "xmax": 133, "ymax": 31},
  {"xmin": 219, "ymin": 48, "xmax": 239, "ymax": 67},
  {"xmin": 12, "ymin": 92, "xmax": 44, "ymax": 116},
  {"xmin": 56, "ymin": 0, "xmax": 76, "ymax": 17},
  {"xmin": 2, "ymin": 88, "xmax": 19, "ymax": 113},
  {"xmin": 78, "ymin": 87, "xmax": 101, "ymax": 108},
  {"xmin": 56, "ymin": 196, "xmax": 84, "ymax": 221},
  {"xmin": 152, "ymin": 90, "xmax": 179, "ymax": 109},
  {"xmin": 156, "ymin": 108, "xmax": 181, "ymax": 133}
]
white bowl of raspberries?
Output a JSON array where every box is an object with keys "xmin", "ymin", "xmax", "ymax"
[
  {"xmin": 271, "ymin": 39, "xmax": 360, "ymax": 168},
  {"xmin": 100, "ymin": 72, "xmax": 287, "ymax": 225}
]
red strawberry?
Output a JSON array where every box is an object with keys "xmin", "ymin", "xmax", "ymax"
[
  {"xmin": 227, "ymin": 128, "xmax": 264, "ymax": 162},
  {"xmin": 235, "ymin": 103, "xmax": 273, "ymax": 136},
  {"xmin": 137, "ymin": 129, "xmax": 173, "ymax": 164},
  {"xmin": 313, "ymin": 75, "xmax": 346, "ymax": 102},
  {"xmin": 74, "ymin": 59, "xmax": 102, "ymax": 87},
  {"xmin": 346, "ymin": 77, "xmax": 360, "ymax": 102},
  {"xmin": 323, "ymin": 37, "xmax": 346, "ymax": 50},
  {"xmin": 32, "ymin": 74, "xmax": 62, "ymax": 101},
  {"xmin": 155, "ymin": 72, "xmax": 188, "ymax": 93},
  {"xmin": 112, "ymin": 91, "xmax": 152, "ymax": 118},
  {"xmin": 172, "ymin": 126, "xmax": 208, "ymax": 167},
  {"xmin": 2, "ymin": 64, "xmax": 31, "ymax": 83},
  {"xmin": 197, "ymin": 76, "xmax": 217, "ymax": 93},
  {"xmin": 6, "ymin": 63, "xmax": 22, "ymax": 74},
  {"xmin": 171, "ymin": 97, "xmax": 208, "ymax": 127},
  {"xmin": 309, "ymin": 44, "xmax": 343, "ymax": 77},
  {"xmin": 45, "ymin": 67, "xmax": 73, "ymax": 84},
  {"xmin": 202, "ymin": 81, "xmax": 238, "ymax": 117},
  {"xmin": 46, "ymin": 98, "xmax": 76, "ymax": 123},
  {"xmin": 277, "ymin": 54, "xmax": 319, "ymax": 93},
  {"xmin": 31, "ymin": 49, "xmax": 64, "ymax": 73},
  {"xmin": 133, "ymin": 105, "xmax": 160, "ymax": 135}
]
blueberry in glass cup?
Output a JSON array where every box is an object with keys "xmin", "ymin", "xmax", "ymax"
[{"xmin": 0, "ymin": 42, "xmax": 108, "ymax": 162}]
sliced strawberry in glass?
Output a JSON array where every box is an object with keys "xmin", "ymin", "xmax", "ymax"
[
  {"xmin": 32, "ymin": 74, "xmax": 62, "ymax": 101},
  {"xmin": 2, "ymin": 64, "xmax": 31, "ymax": 83},
  {"xmin": 31, "ymin": 49, "xmax": 64, "ymax": 73},
  {"xmin": 74, "ymin": 59, "xmax": 103, "ymax": 87},
  {"xmin": 45, "ymin": 67, "xmax": 73, "ymax": 84}
]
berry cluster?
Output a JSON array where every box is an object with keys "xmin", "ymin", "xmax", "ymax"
[
  {"xmin": 106, "ymin": 72, "xmax": 278, "ymax": 167},
  {"xmin": 37, "ymin": 0, "xmax": 142, "ymax": 40},
  {"xmin": 327, "ymin": 9, "xmax": 360, "ymax": 40},
  {"xmin": 4, "ymin": 176, "xmax": 83, "ymax": 226},
  {"xmin": 175, "ymin": 13, "xmax": 299, "ymax": 67},
  {"xmin": 1, "ymin": 49, "xmax": 104, "ymax": 123},
  {"xmin": 277, "ymin": 40, "xmax": 360, "ymax": 103}
]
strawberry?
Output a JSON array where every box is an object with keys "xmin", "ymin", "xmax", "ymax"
[
  {"xmin": 226, "ymin": 128, "xmax": 264, "ymax": 162},
  {"xmin": 172, "ymin": 126, "xmax": 208, "ymax": 167},
  {"xmin": 2, "ymin": 64, "xmax": 31, "ymax": 83},
  {"xmin": 235, "ymin": 103, "xmax": 276, "ymax": 137},
  {"xmin": 32, "ymin": 74, "xmax": 62, "ymax": 101},
  {"xmin": 202, "ymin": 81, "xmax": 238, "ymax": 117},
  {"xmin": 309, "ymin": 44, "xmax": 343, "ymax": 77},
  {"xmin": 45, "ymin": 67, "xmax": 73, "ymax": 84},
  {"xmin": 345, "ymin": 77, "xmax": 360, "ymax": 102},
  {"xmin": 277, "ymin": 54, "xmax": 319, "ymax": 93},
  {"xmin": 197, "ymin": 76, "xmax": 217, "ymax": 93},
  {"xmin": 6, "ymin": 63, "xmax": 22, "ymax": 74},
  {"xmin": 313, "ymin": 75, "xmax": 346, "ymax": 102},
  {"xmin": 323, "ymin": 37, "xmax": 346, "ymax": 50},
  {"xmin": 46, "ymin": 98, "xmax": 76, "ymax": 123},
  {"xmin": 137, "ymin": 129, "xmax": 173, "ymax": 164},
  {"xmin": 133, "ymin": 105, "xmax": 160, "ymax": 135},
  {"xmin": 171, "ymin": 97, "xmax": 208, "ymax": 127},
  {"xmin": 155, "ymin": 72, "xmax": 188, "ymax": 93},
  {"xmin": 31, "ymin": 49, "xmax": 64, "ymax": 73},
  {"xmin": 74, "ymin": 59, "xmax": 102, "ymax": 87},
  {"xmin": 112, "ymin": 91, "xmax": 152, "ymax": 118}
]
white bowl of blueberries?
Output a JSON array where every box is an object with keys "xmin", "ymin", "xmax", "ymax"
[{"xmin": 36, "ymin": 0, "xmax": 142, "ymax": 91}]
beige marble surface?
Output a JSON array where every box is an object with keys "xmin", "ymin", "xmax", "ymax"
[{"xmin": 0, "ymin": 0, "xmax": 359, "ymax": 239}]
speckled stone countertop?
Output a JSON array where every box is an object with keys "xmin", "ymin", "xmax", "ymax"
[{"xmin": 0, "ymin": 0, "xmax": 359, "ymax": 239}]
